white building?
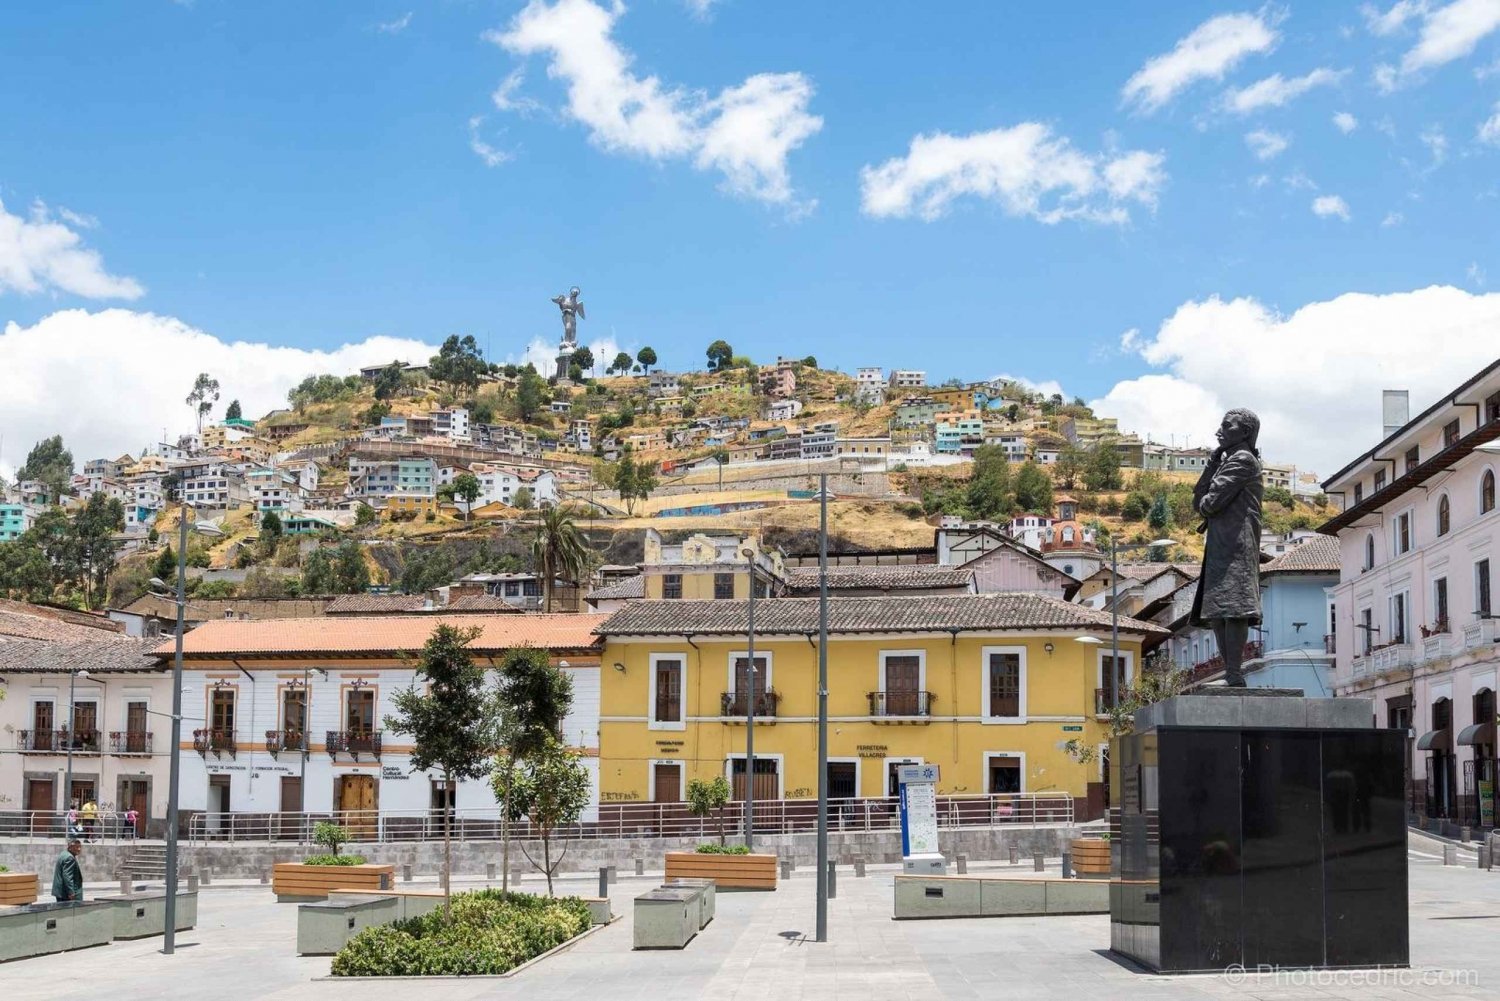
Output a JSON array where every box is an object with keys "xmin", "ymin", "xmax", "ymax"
[
  {"xmin": 648, "ymin": 372, "xmax": 681, "ymax": 399},
  {"xmin": 429, "ymin": 407, "xmax": 471, "ymax": 443},
  {"xmin": 1322, "ymin": 363, "xmax": 1500, "ymax": 828},
  {"xmin": 854, "ymin": 367, "xmax": 886, "ymax": 405},
  {"xmin": 888, "ymin": 369, "xmax": 927, "ymax": 389},
  {"xmin": 767, "ymin": 398, "xmax": 803, "ymax": 422},
  {"xmin": 987, "ymin": 432, "xmax": 1029, "ymax": 463},
  {"xmin": 470, "ymin": 462, "xmax": 559, "ymax": 509}
]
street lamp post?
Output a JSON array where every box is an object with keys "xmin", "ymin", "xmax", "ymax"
[
  {"xmin": 163, "ymin": 506, "xmax": 188, "ymax": 954},
  {"xmin": 815, "ymin": 472, "xmax": 830, "ymax": 942},
  {"xmin": 741, "ymin": 545, "xmax": 757, "ymax": 851}
]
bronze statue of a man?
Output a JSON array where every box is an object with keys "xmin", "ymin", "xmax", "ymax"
[{"xmin": 1189, "ymin": 408, "xmax": 1264, "ymax": 687}]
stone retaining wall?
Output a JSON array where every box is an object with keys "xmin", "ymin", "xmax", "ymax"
[{"xmin": 1, "ymin": 824, "xmax": 1077, "ymax": 882}]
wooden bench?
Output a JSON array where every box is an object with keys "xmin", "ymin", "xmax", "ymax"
[
  {"xmin": 664, "ymin": 852, "xmax": 777, "ymax": 890},
  {"xmin": 0, "ymin": 872, "xmax": 39, "ymax": 906},
  {"xmin": 1069, "ymin": 838, "xmax": 1111, "ymax": 878},
  {"xmin": 272, "ymin": 862, "xmax": 394, "ymax": 902}
]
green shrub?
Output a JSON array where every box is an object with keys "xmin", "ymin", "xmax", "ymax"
[
  {"xmin": 694, "ymin": 843, "xmax": 750, "ymax": 854},
  {"xmin": 0, "ymin": 864, "xmax": 8, "ymax": 873},
  {"xmin": 303, "ymin": 854, "xmax": 369, "ymax": 866},
  {"xmin": 312, "ymin": 821, "xmax": 349, "ymax": 856},
  {"xmin": 330, "ymin": 890, "xmax": 591, "ymax": 977}
]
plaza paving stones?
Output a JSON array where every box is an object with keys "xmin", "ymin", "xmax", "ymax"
[{"xmin": 6, "ymin": 859, "xmax": 1499, "ymax": 1000}]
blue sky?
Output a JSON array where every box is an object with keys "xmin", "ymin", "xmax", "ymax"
[{"xmin": 4, "ymin": 1, "xmax": 1500, "ymax": 475}]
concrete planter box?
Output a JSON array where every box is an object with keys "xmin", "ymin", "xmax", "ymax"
[
  {"xmin": 328, "ymin": 888, "xmax": 442, "ymax": 922},
  {"xmin": 273, "ymin": 862, "xmax": 394, "ymax": 902},
  {"xmin": 893, "ymin": 875, "xmax": 1108, "ymax": 919},
  {"xmin": 97, "ymin": 890, "xmax": 198, "ymax": 940},
  {"xmin": 1069, "ymin": 838, "xmax": 1111, "ymax": 878},
  {"xmin": 633, "ymin": 887, "xmax": 698, "ymax": 949},
  {"xmin": 0, "ymin": 901, "xmax": 114, "ymax": 962},
  {"xmin": 664, "ymin": 852, "xmax": 777, "ymax": 890},
  {"xmin": 664, "ymin": 878, "xmax": 715, "ymax": 928},
  {"xmin": 297, "ymin": 894, "xmax": 400, "ymax": 956},
  {"xmin": 0, "ymin": 873, "xmax": 39, "ymax": 907}
]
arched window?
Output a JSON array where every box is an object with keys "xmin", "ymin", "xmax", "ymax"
[
  {"xmin": 1364, "ymin": 534, "xmax": 1375, "ymax": 571},
  {"xmin": 1062, "ymin": 526, "xmax": 1075, "ymax": 544},
  {"xmin": 1437, "ymin": 494, "xmax": 1451, "ymax": 536},
  {"xmin": 1484, "ymin": 469, "xmax": 1497, "ymax": 514}
]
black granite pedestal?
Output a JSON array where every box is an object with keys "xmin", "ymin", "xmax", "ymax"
[{"xmin": 1109, "ymin": 693, "xmax": 1409, "ymax": 974}]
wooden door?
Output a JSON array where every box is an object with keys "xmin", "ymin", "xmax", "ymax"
[
  {"xmin": 731, "ymin": 759, "xmax": 778, "ymax": 802},
  {"xmin": 339, "ymin": 774, "xmax": 377, "ymax": 840},
  {"xmin": 32, "ymin": 702, "xmax": 54, "ymax": 751},
  {"xmin": 653, "ymin": 762, "xmax": 682, "ymax": 802},
  {"xmin": 121, "ymin": 780, "xmax": 149, "ymax": 836},
  {"xmin": 26, "ymin": 779, "xmax": 55, "ymax": 833},
  {"xmin": 654, "ymin": 660, "xmax": 682, "ymax": 723},
  {"xmin": 884, "ymin": 656, "xmax": 920, "ymax": 715},
  {"xmin": 279, "ymin": 777, "xmax": 302, "ymax": 839},
  {"xmin": 732, "ymin": 656, "xmax": 768, "ymax": 715},
  {"xmin": 126, "ymin": 702, "xmax": 148, "ymax": 752}
]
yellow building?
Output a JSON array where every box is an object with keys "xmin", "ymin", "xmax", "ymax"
[
  {"xmin": 638, "ymin": 529, "xmax": 783, "ymax": 601},
  {"xmin": 595, "ymin": 592, "xmax": 1163, "ymax": 819},
  {"xmin": 384, "ymin": 494, "xmax": 440, "ymax": 519}
]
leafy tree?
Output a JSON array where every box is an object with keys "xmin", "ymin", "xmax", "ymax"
[
  {"xmin": 261, "ymin": 509, "xmax": 284, "ymax": 541},
  {"xmin": 512, "ymin": 486, "xmax": 534, "ymax": 511},
  {"xmin": 609, "ymin": 351, "xmax": 632, "ymax": 375},
  {"xmin": 355, "ymin": 502, "xmax": 377, "ymax": 527},
  {"xmin": 106, "ymin": 561, "xmax": 154, "ymax": 608},
  {"xmin": 239, "ymin": 566, "xmax": 291, "ymax": 598},
  {"xmin": 300, "ymin": 547, "xmax": 334, "ymax": 594},
  {"xmin": 373, "ymin": 362, "xmax": 405, "ymax": 400},
  {"xmin": 400, "ymin": 547, "xmax": 455, "ymax": 594},
  {"xmin": 73, "ymin": 492, "xmax": 125, "ymax": 608},
  {"xmin": 1082, "ymin": 441, "xmax": 1123, "ymax": 492},
  {"xmin": 636, "ymin": 346, "xmax": 657, "ymax": 373},
  {"xmin": 609, "ymin": 453, "xmax": 658, "ymax": 516},
  {"xmin": 384, "ymin": 625, "xmax": 494, "ymax": 915},
  {"xmin": 568, "ymin": 362, "xmax": 583, "ymax": 383},
  {"xmin": 1265, "ymin": 486, "xmax": 1295, "ymax": 509},
  {"xmin": 516, "ymin": 367, "xmax": 547, "ymax": 422},
  {"xmin": 1006, "ymin": 403, "xmax": 1021, "ymax": 421},
  {"xmin": 1148, "ymin": 492, "xmax": 1172, "ymax": 532},
  {"xmin": 453, "ymin": 472, "xmax": 482, "ymax": 521},
  {"xmin": 509, "ymin": 734, "xmax": 591, "ymax": 896},
  {"xmin": 491, "ymin": 646, "xmax": 574, "ymax": 892},
  {"xmin": 800, "ymin": 355, "xmax": 817, "ymax": 368},
  {"xmin": 1012, "ymin": 461, "xmax": 1054, "ymax": 515},
  {"xmin": 331, "ymin": 539, "xmax": 370, "ymax": 593},
  {"xmin": 0, "ymin": 537, "xmax": 57, "ymax": 603},
  {"xmin": 570, "ymin": 346, "xmax": 594, "ymax": 376},
  {"xmin": 428, "ymin": 335, "xmax": 487, "ymax": 392},
  {"xmin": 154, "ymin": 545, "xmax": 178, "ymax": 582},
  {"xmin": 186, "ymin": 372, "xmax": 221, "ymax": 432},
  {"xmin": 531, "ymin": 504, "xmax": 591, "ymax": 612},
  {"xmin": 1121, "ymin": 492, "xmax": 1150, "ymax": 522},
  {"xmin": 224, "ymin": 399, "xmax": 243, "ymax": 421},
  {"xmin": 469, "ymin": 399, "xmax": 494, "ymax": 425},
  {"xmin": 312, "ymin": 821, "xmax": 349, "ymax": 857},
  {"xmin": 1054, "ymin": 443, "xmax": 1087, "ymax": 490},
  {"xmin": 706, "ymin": 339, "xmax": 733, "ymax": 371},
  {"xmin": 965, "ymin": 445, "xmax": 1014, "ymax": 521},
  {"xmin": 687, "ymin": 776, "xmax": 732, "ymax": 845},
  {"xmin": 17, "ymin": 435, "xmax": 74, "ymax": 503},
  {"xmin": 363, "ymin": 401, "xmax": 391, "ymax": 426}
]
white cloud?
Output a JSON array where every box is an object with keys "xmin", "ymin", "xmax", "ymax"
[
  {"xmin": 858, "ymin": 123, "xmax": 1166, "ymax": 224},
  {"xmin": 467, "ymin": 116, "xmax": 512, "ymax": 167},
  {"xmin": 1382, "ymin": 210, "xmax": 1406, "ymax": 225},
  {"xmin": 1121, "ymin": 11, "xmax": 1279, "ymax": 113},
  {"xmin": 1468, "ymin": 261, "xmax": 1487, "ymax": 285},
  {"xmin": 992, "ymin": 373, "xmax": 1067, "ymax": 401},
  {"xmin": 491, "ymin": 68, "xmax": 545, "ymax": 116},
  {"xmin": 1091, "ymin": 286, "xmax": 1500, "ymax": 474},
  {"xmin": 1362, "ymin": 1, "xmax": 1431, "ymax": 35},
  {"xmin": 1333, "ymin": 111, "xmax": 1359, "ymax": 133},
  {"xmin": 682, "ymin": 0, "xmax": 719, "ymax": 18},
  {"xmin": 1420, "ymin": 125, "xmax": 1449, "ymax": 166},
  {"xmin": 1479, "ymin": 101, "xmax": 1500, "ymax": 142},
  {"xmin": 1245, "ymin": 128, "xmax": 1290, "ymax": 160},
  {"xmin": 0, "ymin": 198, "xmax": 144, "ymax": 300},
  {"xmin": 486, "ymin": 0, "xmax": 821, "ymax": 211},
  {"xmin": 1312, "ymin": 194, "xmax": 1352, "ymax": 220},
  {"xmin": 1220, "ymin": 68, "xmax": 1344, "ymax": 114},
  {"xmin": 0, "ymin": 309, "xmax": 438, "ymax": 478},
  {"xmin": 376, "ymin": 11, "xmax": 412, "ymax": 34},
  {"xmin": 1375, "ymin": 0, "xmax": 1500, "ymax": 89}
]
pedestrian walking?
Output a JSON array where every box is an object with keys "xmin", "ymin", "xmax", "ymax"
[
  {"xmin": 81, "ymin": 799, "xmax": 99, "ymax": 843},
  {"xmin": 53, "ymin": 838, "xmax": 84, "ymax": 903}
]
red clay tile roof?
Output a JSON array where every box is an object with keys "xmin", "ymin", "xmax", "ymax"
[
  {"xmin": 596, "ymin": 593, "xmax": 1167, "ymax": 637},
  {"xmin": 0, "ymin": 600, "xmax": 127, "ymax": 642},
  {"xmin": 325, "ymin": 594, "xmax": 429, "ymax": 615},
  {"xmin": 0, "ymin": 637, "xmax": 161, "ymax": 674},
  {"xmin": 785, "ymin": 566, "xmax": 975, "ymax": 593},
  {"xmin": 586, "ymin": 575, "xmax": 645, "ymax": 601},
  {"xmin": 445, "ymin": 594, "xmax": 525, "ymax": 613},
  {"xmin": 153, "ymin": 613, "xmax": 608, "ymax": 658},
  {"xmin": 1262, "ymin": 536, "xmax": 1341, "ymax": 575}
]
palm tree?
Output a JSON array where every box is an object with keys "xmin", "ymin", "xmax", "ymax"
[{"xmin": 531, "ymin": 504, "xmax": 591, "ymax": 613}]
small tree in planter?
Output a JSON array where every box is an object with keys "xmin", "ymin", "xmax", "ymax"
[
  {"xmin": 511, "ymin": 735, "xmax": 591, "ymax": 896},
  {"xmin": 312, "ymin": 821, "xmax": 349, "ymax": 859},
  {"xmin": 686, "ymin": 776, "xmax": 732, "ymax": 845},
  {"xmin": 385, "ymin": 625, "xmax": 494, "ymax": 918}
]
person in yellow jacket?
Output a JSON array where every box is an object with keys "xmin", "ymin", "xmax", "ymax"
[{"xmin": 81, "ymin": 800, "xmax": 99, "ymax": 843}]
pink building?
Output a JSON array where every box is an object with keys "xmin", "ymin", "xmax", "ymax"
[{"xmin": 1322, "ymin": 361, "xmax": 1500, "ymax": 828}]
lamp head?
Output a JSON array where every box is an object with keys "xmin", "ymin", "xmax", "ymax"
[
  {"xmin": 149, "ymin": 577, "xmax": 167, "ymax": 590},
  {"xmin": 1074, "ymin": 636, "xmax": 1105, "ymax": 646}
]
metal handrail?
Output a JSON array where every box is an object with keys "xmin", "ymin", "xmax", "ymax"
[
  {"xmin": 108, "ymin": 731, "xmax": 153, "ymax": 755},
  {"xmin": 720, "ymin": 691, "xmax": 779, "ymax": 717},
  {"xmin": 177, "ymin": 791, "xmax": 1075, "ymax": 846},
  {"xmin": 867, "ymin": 691, "xmax": 935, "ymax": 717},
  {"xmin": 0, "ymin": 809, "xmax": 142, "ymax": 844}
]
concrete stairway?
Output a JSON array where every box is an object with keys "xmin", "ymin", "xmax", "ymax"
[{"xmin": 117, "ymin": 844, "xmax": 169, "ymax": 880}]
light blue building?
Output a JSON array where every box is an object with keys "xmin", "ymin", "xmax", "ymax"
[
  {"xmin": 1241, "ymin": 536, "xmax": 1341, "ymax": 695},
  {"xmin": 0, "ymin": 503, "xmax": 32, "ymax": 541}
]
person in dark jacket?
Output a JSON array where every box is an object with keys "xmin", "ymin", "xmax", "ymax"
[
  {"xmin": 1189, "ymin": 408, "xmax": 1264, "ymax": 687},
  {"xmin": 53, "ymin": 838, "xmax": 84, "ymax": 903}
]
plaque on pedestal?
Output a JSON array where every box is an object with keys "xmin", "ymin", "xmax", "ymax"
[{"xmin": 1110, "ymin": 692, "xmax": 1408, "ymax": 974}]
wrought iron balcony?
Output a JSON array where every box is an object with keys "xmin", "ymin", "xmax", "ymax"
[
  {"xmin": 720, "ymin": 691, "xmax": 780, "ymax": 719},
  {"xmin": 17, "ymin": 729, "xmax": 57, "ymax": 752},
  {"xmin": 109, "ymin": 730, "xmax": 152, "ymax": 755},
  {"xmin": 326, "ymin": 729, "xmax": 382, "ymax": 760},
  {"xmin": 192, "ymin": 728, "xmax": 236, "ymax": 758},
  {"xmin": 265, "ymin": 729, "xmax": 308, "ymax": 755},
  {"xmin": 867, "ymin": 691, "xmax": 934, "ymax": 718}
]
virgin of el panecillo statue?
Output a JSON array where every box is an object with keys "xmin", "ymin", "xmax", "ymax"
[{"xmin": 1189, "ymin": 408, "xmax": 1264, "ymax": 687}]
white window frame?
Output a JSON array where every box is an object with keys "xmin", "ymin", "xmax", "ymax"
[
  {"xmin": 1363, "ymin": 533, "xmax": 1375, "ymax": 572},
  {"xmin": 646, "ymin": 759, "xmax": 685, "ymax": 802},
  {"xmin": 1436, "ymin": 492, "xmax": 1452, "ymax": 537},
  {"xmin": 1358, "ymin": 606, "xmax": 1374, "ymax": 657},
  {"xmin": 648, "ymin": 653, "xmax": 687, "ymax": 732},
  {"xmin": 121, "ymin": 695, "xmax": 152, "ymax": 731},
  {"xmin": 724, "ymin": 752, "xmax": 785, "ymax": 799},
  {"xmin": 980, "ymin": 644, "xmax": 1028, "ymax": 723},
  {"xmin": 1096, "ymin": 649, "xmax": 1135, "ymax": 694},
  {"xmin": 1392, "ymin": 508, "xmax": 1413, "ymax": 557},
  {"xmin": 1482, "ymin": 466, "xmax": 1498, "ymax": 516},
  {"xmin": 1389, "ymin": 590, "xmax": 1410, "ymax": 645},
  {"xmin": 878, "ymin": 649, "xmax": 926, "ymax": 694},
  {"xmin": 727, "ymin": 650, "xmax": 773, "ymax": 694},
  {"xmin": 983, "ymin": 751, "xmax": 1027, "ymax": 795},
  {"xmin": 1432, "ymin": 577, "xmax": 1449, "ymax": 631}
]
